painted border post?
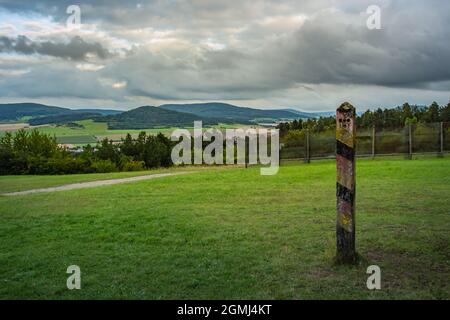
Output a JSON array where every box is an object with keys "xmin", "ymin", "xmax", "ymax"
[{"xmin": 336, "ymin": 102, "xmax": 357, "ymax": 264}]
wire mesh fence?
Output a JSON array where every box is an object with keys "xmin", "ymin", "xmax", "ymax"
[{"xmin": 280, "ymin": 122, "xmax": 449, "ymax": 161}]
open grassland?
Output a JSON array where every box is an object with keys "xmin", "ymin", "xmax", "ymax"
[{"xmin": 0, "ymin": 157, "xmax": 449, "ymax": 299}]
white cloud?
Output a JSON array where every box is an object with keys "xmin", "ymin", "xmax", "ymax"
[
  {"xmin": 112, "ymin": 81, "xmax": 127, "ymax": 89},
  {"xmin": 0, "ymin": 68, "xmax": 30, "ymax": 76},
  {"xmin": 76, "ymin": 63, "xmax": 105, "ymax": 71}
]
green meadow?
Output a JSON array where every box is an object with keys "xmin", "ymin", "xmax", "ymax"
[
  {"xmin": 0, "ymin": 120, "xmax": 180, "ymax": 145},
  {"xmin": 0, "ymin": 157, "xmax": 449, "ymax": 299},
  {"xmin": 0, "ymin": 120, "xmax": 256, "ymax": 145}
]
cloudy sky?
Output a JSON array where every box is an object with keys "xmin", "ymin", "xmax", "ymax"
[{"xmin": 0, "ymin": 0, "xmax": 449, "ymax": 111}]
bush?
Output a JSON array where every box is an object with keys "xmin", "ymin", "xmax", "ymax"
[
  {"xmin": 284, "ymin": 130, "xmax": 305, "ymax": 147},
  {"xmin": 123, "ymin": 160, "xmax": 145, "ymax": 171},
  {"xmin": 90, "ymin": 160, "xmax": 118, "ymax": 173},
  {"xmin": 26, "ymin": 156, "xmax": 88, "ymax": 175},
  {"xmin": 0, "ymin": 147, "xmax": 15, "ymax": 175}
]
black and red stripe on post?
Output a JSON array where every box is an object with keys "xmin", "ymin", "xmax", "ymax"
[{"xmin": 336, "ymin": 102, "xmax": 357, "ymax": 264}]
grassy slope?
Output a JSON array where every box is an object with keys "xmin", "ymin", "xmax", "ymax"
[{"xmin": 0, "ymin": 158, "xmax": 449, "ymax": 299}]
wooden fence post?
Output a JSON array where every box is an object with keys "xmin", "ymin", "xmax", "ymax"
[
  {"xmin": 372, "ymin": 125, "xmax": 376, "ymax": 158},
  {"xmin": 408, "ymin": 123, "xmax": 413, "ymax": 160},
  {"xmin": 336, "ymin": 102, "xmax": 356, "ymax": 264},
  {"xmin": 305, "ymin": 128, "xmax": 310, "ymax": 163},
  {"xmin": 439, "ymin": 122, "xmax": 444, "ymax": 157},
  {"xmin": 245, "ymin": 136, "xmax": 249, "ymax": 168}
]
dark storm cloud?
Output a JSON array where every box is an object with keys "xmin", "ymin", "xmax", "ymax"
[
  {"xmin": 0, "ymin": 35, "xmax": 111, "ymax": 60},
  {"xmin": 266, "ymin": 7, "xmax": 450, "ymax": 89}
]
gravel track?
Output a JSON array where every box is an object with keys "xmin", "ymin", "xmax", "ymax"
[{"xmin": 1, "ymin": 172, "xmax": 193, "ymax": 196}]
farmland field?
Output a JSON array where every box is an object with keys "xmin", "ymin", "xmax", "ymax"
[
  {"xmin": 0, "ymin": 120, "xmax": 181, "ymax": 145},
  {"xmin": 0, "ymin": 119, "xmax": 257, "ymax": 145},
  {"xmin": 0, "ymin": 157, "xmax": 449, "ymax": 299}
]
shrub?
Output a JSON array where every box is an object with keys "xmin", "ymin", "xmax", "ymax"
[
  {"xmin": 90, "ymin": 160, "xmax": 118, "ymax": 173},
  {"xmin": 123, "ymin": 160, "xmax": 145, "ymax": 171}
]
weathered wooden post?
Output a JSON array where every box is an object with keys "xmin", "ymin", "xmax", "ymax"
[{"xmin": 336, "ymin": 102, "xmax": 356, "ymax": 264}]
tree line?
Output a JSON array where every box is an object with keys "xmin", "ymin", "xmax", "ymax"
[
  {"xmin": 277, "ymin": 101, "xmax": 450, "ymax": 136},
  {"xmin": 1, "ymin": 101, "xmax": 449, "ymax": 175},
  {"xmin": 0, "ymin": 130, "xmax": 174, "ymax": 175}
]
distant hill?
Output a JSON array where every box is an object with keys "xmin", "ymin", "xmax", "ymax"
[
  {"xmin": 0, "ymin": 103, "xmax": 73, "ymax": 121},
  {"xmin": 0, "ymin": 102, "xmax": 332, "ymax": 128},
  {"xmin": 75, "ymin": 109, "xmax": 123, "ymax": 116},
  {"xmin": 99, "ymin": 105, "xmax": 218, "ymax": 129},
  {"xmin": 0, "ymin": 103, "xmax": 124, "ymax": 124},
  {"xmin": 28, "ymin": 112, "xmax": 103, "ymax": 126},
  {"xmin": 278, "ymin": 108, "xmax": 321, "ymax": 119},
  {"xmin": 313, "ymin": 111, "xmax": 336, "ymax": 117},
  {"xmin": 159, "ymin": 102, "xmax": 305, "ymax": 123}
]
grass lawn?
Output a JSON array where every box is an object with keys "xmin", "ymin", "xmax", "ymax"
[{"xmin": 0, "ymin": 157, "xmax": 449, "ymax": 299}]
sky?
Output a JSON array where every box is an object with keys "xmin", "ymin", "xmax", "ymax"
[{"xmin": 0, "ymin": 0, "xmax": 449, "ymax": 111}]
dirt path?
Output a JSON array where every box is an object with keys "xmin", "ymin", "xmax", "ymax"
[{"xmin": 1, "ymin": 172, "xmax": 193, "ymax": 196}]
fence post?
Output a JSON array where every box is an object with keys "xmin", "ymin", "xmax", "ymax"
[
  {"xmin": 372, "ymin": 125, "xmax": 376, "ymax": 158},
  {"xmin": 305, "ymin": 128, "xmax": 310, "ymax": 163},
  {"xmin": 336, "ymin": 102, "xmax": 356, "ymax": 264},
  {"xmin": 439, "ymin": 122, "xmax": 444, "ymax": 157},
  {"xmin": 408, "ymin": 123, "xmax": 413, "ymax": 160},
  {"xmin": 245, "ymin": 136, "xmax": 249, "ymax": 168}
]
